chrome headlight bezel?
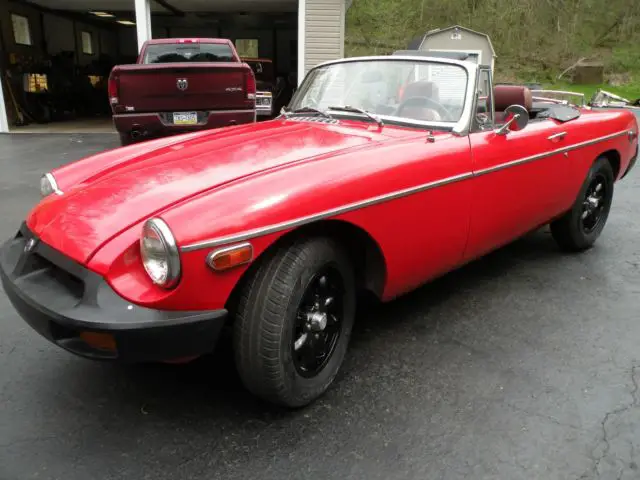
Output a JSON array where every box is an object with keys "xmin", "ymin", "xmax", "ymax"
[
  {"xmin": 40, "ymin": 173, "xmax": 62, "ymax": 197},
  {"xmin": 140, "ymin": 218, "xmax": 181, "ymax": 289}
]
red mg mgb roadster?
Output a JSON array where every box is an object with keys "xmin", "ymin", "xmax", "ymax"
[{"xmin": 1, "ymin": 54, "xmax": 638, "ymax": 407}]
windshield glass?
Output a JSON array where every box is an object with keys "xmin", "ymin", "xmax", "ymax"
[
  {"xmin": 142, "ymin": 43, "xmax": 235, "ymax": 64},
  {"xmin": 289, "ymin": 59, "xmax": 469, "ymax": 125}
]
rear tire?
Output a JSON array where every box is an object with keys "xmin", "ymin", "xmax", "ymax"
[
  {"xmin": 550, "ymin": 156, "xmax": 614, "ymax": 251},
  {"xmin": 233, "ymin": 237, "xmax": 356, "ymax": 408}
]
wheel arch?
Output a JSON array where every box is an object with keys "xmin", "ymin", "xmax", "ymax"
[
  {"xmin": 599, "ymin": 149, "xmax": 621, "ymax": 179},
  {"xmin": 225, "ymin": 219, "xmax": 388, "ymax": 311}
]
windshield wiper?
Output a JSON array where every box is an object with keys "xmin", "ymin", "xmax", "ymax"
[
  {"xmin": 328, "ymin": 105, "xmax": 384, "ymax": 127},
  {"xmin": 281, "ymin": 106, "xmax": 333, "ymax": 119}
]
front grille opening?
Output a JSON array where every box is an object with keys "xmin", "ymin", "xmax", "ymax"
[{"xmin": 33, "ymin": 253, "xmax": 85, "ymax": 300}]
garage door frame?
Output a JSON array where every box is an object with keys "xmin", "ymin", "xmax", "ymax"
[{"xmin": 0, "ymin": 77, "xmax": 8, "ymax": 133}]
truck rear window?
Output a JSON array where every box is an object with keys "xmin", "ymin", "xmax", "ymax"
[{"xmin": 142, "ymin": 43, "xmax": 235, "ymax": 64}]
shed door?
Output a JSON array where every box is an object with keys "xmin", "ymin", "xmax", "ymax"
[{"xmin": 414, "ymin": 62, "xmax": 468, "ymax": 106}]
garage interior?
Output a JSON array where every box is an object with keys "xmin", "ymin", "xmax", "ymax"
[{"xmin": 0, "ymin": 0, "xmax": 303, "ymax": 133}]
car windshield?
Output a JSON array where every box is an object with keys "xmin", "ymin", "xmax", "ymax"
[
  {"xmin": 289, "ymin": 59, "xmax": 469, "ymax": 126},
  {"xmin": 142, "ymin": 43, "xmax": 235, "ymax": 64}
]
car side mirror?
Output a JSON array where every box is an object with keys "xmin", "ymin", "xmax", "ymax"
[{"xmin": 495, "ymin": 104, "xmax": 529, "ymax": 135}]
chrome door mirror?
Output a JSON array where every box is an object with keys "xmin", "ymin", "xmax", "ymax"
[{"xmin": 495, "ymin": 104, "xmax": 529, "ymax": 135}]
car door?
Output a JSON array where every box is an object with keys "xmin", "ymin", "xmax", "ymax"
[{"xmin": 464, "ymin": 69, "xmax": 572, "ymax": 261}]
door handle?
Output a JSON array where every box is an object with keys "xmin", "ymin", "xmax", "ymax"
[{"xmin": 547, "ymin": 132, "xmax": 567, "ymax": 142}]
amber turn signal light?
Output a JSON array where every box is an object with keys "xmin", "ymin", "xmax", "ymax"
[
  {"xmin": 206, "ymin": 243, "xmax": 253, "ymax": 271},
  {"xmin": 79, "ymin": 332, "xmax": 117, "ymax": 352}
]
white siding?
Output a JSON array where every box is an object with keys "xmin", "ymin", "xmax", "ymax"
[{"xmin": 303, "ymin": 0, "xmax": 345, "ymax": 76}]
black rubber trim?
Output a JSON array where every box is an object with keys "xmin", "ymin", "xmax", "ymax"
[
  {"xmin": 0, "ymin": 223, "xmax": 227, "ymax": 362},
  {"xmin": 622, "ymin": 145, "xmax": 638, "ymax": 179},
  {"xmin": 536, "ymin": 104, "xmax": 581, "ymax": 123}
]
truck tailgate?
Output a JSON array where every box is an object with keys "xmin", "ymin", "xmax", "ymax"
[{"xmin": 113, "ymin": 63, "xmax": 251, "ymax": 112}]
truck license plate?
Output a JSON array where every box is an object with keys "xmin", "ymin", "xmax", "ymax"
[{"xmin": 172, "ymin": 112, "xmax": 198, "ymax": 125}]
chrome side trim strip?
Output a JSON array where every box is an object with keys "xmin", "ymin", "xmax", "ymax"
[
  {"xmin": 180, "ymin": 171, "xmax": 474, "ymax": 252},
  {"xmin": 180, "ymin": 129, "xmax": 631, "ymax": 252},
  {"xmin": 474, "ymin": 129, "xmax": 629, "ymax": 177}
]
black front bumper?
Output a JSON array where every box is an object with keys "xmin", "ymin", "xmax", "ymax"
[{"xmin": 0, "ymin": 225, "xmax": 228, "ymax": 363}]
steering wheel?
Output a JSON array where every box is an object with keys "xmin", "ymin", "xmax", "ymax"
[{"xmin": 395, "ymin": 96, "xmax": 453, "ymax": 121}]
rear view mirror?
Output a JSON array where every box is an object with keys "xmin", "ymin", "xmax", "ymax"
[{"xmin": 496, "ymin": 104, "xmax": 529, "ymax": 135}]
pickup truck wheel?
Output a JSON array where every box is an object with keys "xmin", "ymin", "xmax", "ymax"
[
  {"xmin": 233, "ymin": 237, "xmax": 356, "ymax": 408},
  {"xmin": 119, "ymin": 133, "xmax": 133, "ymax": 147},
  {"xmin": 550, "ymin": 156, "xmax": 614, "ymax": 251}
]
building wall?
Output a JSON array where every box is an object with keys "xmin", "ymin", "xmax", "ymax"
[
  {"xmin": 42, "ymin": 15, "xmax": 75, "ymax": 55},
  {"xmin": 118, "ymin": 27, "xmax": 138, "ymax": 59},
  {"xmin": 276, "ymin": 28, "xmax": 297, "ymax": 76},
  {"xmin": 420, "ymin": 29, "xmax": 493, "ymax": 68},
  {"xmin": 0, "ymin": 0, "xmax": 121, "ymax": 61},
  {"xmin": 303, "ymin": 0, "xmax": 345, "ymax": 76},
  {"xmin": 0, "ymin": 0, "xmax": 45, "ymax": 57}
]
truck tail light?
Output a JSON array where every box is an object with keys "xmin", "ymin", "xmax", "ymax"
[
  {"xmin": 244, "ymin": 68, "xmax": 256, "ymax": 101},
  {"xmin": 108, "ymin": 70, "xmax": 120, "ymax": 105}
]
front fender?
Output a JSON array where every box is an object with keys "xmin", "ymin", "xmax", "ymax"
[{"xmin": 87, "ymin": 216, "xmax": 288, "ymax": 312}]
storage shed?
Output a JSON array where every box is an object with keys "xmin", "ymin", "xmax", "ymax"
[{"xmin": 408, "ymin": 25, "xmax": 496, "ymax": 72}]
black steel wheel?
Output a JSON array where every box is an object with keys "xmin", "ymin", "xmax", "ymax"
[
  {"xmin": 233, "ymin": 236, "xmax": 356, "ymax": 408},
  {"xmin": 292, "ymin": 266, "xmax": 345, "ymax": 378},
  {"xmin": 581, "ymin": 173, "xmax": 608, "ymax": 234},
  {"xmin": 551, "ymin": 156, "xmax": 614, "ymax": 252}
]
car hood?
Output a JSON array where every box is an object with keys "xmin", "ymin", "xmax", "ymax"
[{"xmin": 27, "ymin": 121, "xmax": 381, "ymax": 265}]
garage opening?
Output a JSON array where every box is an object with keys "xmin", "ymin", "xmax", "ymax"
[{"xmin": 0, "ymin": 0, "xmax": 299, "ymax": 134}]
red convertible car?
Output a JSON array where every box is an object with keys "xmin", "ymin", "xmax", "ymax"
[{"xmin": 1, "ymin": 54, "xmax": 637, "ymax": 408}]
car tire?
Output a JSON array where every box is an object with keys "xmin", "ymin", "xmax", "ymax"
[
  {"xmin": 550, "ymin": 156, "xmax": 614, "ymax": 252},
  {"xmin": 233, "ymin": 236, "xmax": 356, "ymax": 408}
]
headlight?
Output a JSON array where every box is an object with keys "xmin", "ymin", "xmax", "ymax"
[
  {"xmin": 40, "ymin": 173, "xmax": 62, "ymax": 197},
  {"xmin": 140, "ymin": 218, "xmax": 181, "ymax": 289}
]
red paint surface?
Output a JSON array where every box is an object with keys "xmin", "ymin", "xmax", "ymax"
[{"xmin": 24, "ymin": 108, "xmax": 639, "ymax": 312}]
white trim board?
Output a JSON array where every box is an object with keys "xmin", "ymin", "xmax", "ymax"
[
  {"xmin": 297, "ymin": 0, "xmax": 306, "ymax": 86},
  {"xmin": 0, "ymin": 75, "xmax": 9, "ymax": 133}
]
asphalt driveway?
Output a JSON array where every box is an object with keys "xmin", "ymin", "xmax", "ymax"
[{"xmin": 0, "ymin": 133, "xmax": 639, "ymax": 480}]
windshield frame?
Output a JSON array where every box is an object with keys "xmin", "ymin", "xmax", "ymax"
[{"xmin": 288, "ymin": 55, "xmax": 478, "ymax": 135}]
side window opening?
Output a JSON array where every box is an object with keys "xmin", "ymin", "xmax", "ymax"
[{"xmin": 475, "ymin": 69, "xmax": 494, "ymax": 129}]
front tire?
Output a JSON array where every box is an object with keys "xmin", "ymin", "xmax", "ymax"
[
  {"xmin": 550, "ymin": 156, "xmax": 614, "ymax": 251},
  {"xmin": 233, "ymin": 237, "xmax": 356, "ymax": 408}
]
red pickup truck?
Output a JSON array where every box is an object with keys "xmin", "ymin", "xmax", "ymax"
[{"xmin": 108, "ymin": 38, "xmax": 257, "ymax": 145}]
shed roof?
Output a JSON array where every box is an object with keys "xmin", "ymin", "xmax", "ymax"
[{"xmin": 416, "ymin": 25, "xmax": 496, "ymax": 57}]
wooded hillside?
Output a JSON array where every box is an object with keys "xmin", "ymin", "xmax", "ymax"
[{"xmin": 345, "ymin": 0, "xmax": 640, "ymax": 84}]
